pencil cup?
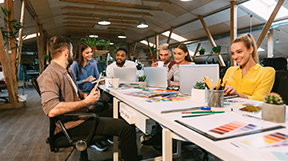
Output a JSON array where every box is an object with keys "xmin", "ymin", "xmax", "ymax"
[
  {"xmin": 157, "ymin": 61, "xmax": 164, "ymax": 67},
  {"xmin": 207, "ymin": 90, "xmax": 224, "ymax": 107}
]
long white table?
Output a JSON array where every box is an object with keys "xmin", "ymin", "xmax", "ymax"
[{"xmin": 101, "ymin": 86, "xmax": 288, "ymax": 161}]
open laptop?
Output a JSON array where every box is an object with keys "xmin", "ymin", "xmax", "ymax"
[
  {"xmin": 179, "ymin": 64, "xmax": 219, "ymax": 95},
  {"xmin": 113, "ymin": 67, "xmax": 137, "ymax": 84},
  {"xmin": 144, "ymin": 67, "xmax": 167, "ymax": 88}
]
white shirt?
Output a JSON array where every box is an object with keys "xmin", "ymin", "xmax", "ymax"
[{"xmin": 106, "ymin": 60, "xmax": 136, "ymax": 78}]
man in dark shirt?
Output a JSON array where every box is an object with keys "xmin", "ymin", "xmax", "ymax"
[{"xmin": 37, "ymin": 36, "xmax": 139, "ymax": 161}]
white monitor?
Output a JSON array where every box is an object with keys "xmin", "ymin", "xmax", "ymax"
[
  {"xmin": 179, "ymin": 64, "xmax": 219, "ymax": 95},
  {"xmin": 144, "ymin": 67, "xmax": 167, "ymax": 88},
  {"xmin": 113, "ymin": 67, "xmax": 137, "ymax": 84}
]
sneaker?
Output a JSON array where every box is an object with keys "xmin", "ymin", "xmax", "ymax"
[
  {"xmin": 107, "ymin": 137, "xmax": 114, "ymax": 144},
  {"xmin": 141, "ymin": 133, "xmax": 162, "ymax": 146},
  {"xmin": 91, "ymin": 141, "xmax": 107, "ymax": 152}
]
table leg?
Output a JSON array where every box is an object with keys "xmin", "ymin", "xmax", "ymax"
[
  {"xmin": 113, "ymin": 97, "xmax": 119, "ymax": 161},
  {"xmin": 162, "ymin": 128, "xmax": 173, "ymax": 161}
]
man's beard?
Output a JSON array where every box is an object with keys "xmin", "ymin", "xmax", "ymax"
[
  {"xmin": 116, "ymin": 60, "xmax": 125, "ymax": 66},
  {"xmin": 67, "ymin": 55, "xmax": 74, "ymax": 68}
]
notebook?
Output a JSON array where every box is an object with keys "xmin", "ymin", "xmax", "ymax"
[
  {"xmin": 179, "ymin": 64, "xmax": 219, "ymax": 95},
  {"xmin": 113, "ymin": 67, "xmax": 137, "ymax": 84},
  {"xmin": 144, "ymin": 67, "xmax": 167, "ymax": 88}
]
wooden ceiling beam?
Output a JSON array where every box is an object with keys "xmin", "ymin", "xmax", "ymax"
[
  {"xmin": 62, "ymin": 6, "xmax": 153, "ymax": 16},
  {"xmin": 142, "ymin": 0, "xmax": 170, "ymax": 2},
  {"xmin": 64, "ymin": 17, "xmax": 137, "ymax": 24},
  {"xmin": 63, "ymin": 12, "xmax": 142, "ymax": 20},
  {"xmin": 63, "ymin": 21, "xmax": 133, "ymax": 28},
  {"xmin": 59, "ymin": 0, "xmax": 162, "ymax": 11}
]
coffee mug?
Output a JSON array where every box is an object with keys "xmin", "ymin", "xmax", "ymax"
[
  {"xmin": 157, "ymin": 61, "xmax": 164, "ymax": 67},
  {"xmin": 108, "ymin": 78, "xmax": 120, "ymax": 89}
]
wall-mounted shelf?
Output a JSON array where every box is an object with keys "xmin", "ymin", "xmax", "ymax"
[{"xmin": 92, "ymin": 50, "xmax": 109, "ymax": 58}]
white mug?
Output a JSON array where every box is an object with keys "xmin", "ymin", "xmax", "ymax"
[
  {"xmin": 108, "ymin": 78, "xmax": 120, "ymax": 89},
  {"xmin": 105, "ymin": 78, "xmax": 112, "ymax": 88},
  {"xmin": 157, "ymin": 61, "xmax": 164, "ymax": 67}
]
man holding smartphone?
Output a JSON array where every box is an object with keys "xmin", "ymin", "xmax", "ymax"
[{"xmin": 37, "ymin": 36, "xmax": 139, "ymax": 161}]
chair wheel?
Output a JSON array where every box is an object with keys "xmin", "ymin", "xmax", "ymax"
[{"xmin": 46, "ymin": 137, "xmax": 50, "ymax": 144}]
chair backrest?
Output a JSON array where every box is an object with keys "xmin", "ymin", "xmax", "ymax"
[{"xmin": 263, "ymin": 57, "xmax": 287, "ymax": 71}]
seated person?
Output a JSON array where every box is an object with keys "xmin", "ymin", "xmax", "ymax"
[
  {"xmin": 167, "ymin": 43, "xmax": 195, "ymax": 87},
  {"xmin": 37, "ymin": 36, "xmax": 139, "ymax": 161},
  {"xmin": 70, "ymin": 41, "xmax": 109, "ymax": 151},
  {"xmin": 106, "ymin": 48, "xmax": 136, "ymax": 78},
  {"xmin": 151, "ymin": 43, "xmax": 176, "ymax": 74},
  {"xmin": 223, "ymin": 34, "xmax": 275, "ymax": 101},
  {"xmin": 70, "ymin": 42, "xmax": 100, "ymax": 94}
]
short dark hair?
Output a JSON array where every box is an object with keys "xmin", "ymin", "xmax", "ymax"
[
  {"xmin": 116, "ymin": 48, "xmax": 128, "ymax": 55},
  {"xmin": 49, "ymin": 36, "xmax": 71, "ymax": 59}
]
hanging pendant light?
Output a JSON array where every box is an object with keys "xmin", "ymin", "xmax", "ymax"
[
  {"xmin": 137, "ymin": 0, "xmax": 148, "ymax": 28},
  {"xmin": 98, "ymin": 16, "xmax": 110, "ymax": 25},
  {"xmin": 137, "ymin": 19, "xmax": 148, "ymax": 28},
  {"xmin": 118, "ymin": 32, "xmax": 126, "ymax": 39}
]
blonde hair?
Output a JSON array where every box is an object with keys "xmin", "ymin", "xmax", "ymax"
[
  {"xmin": 159, "ymin": 43, "xmax": 171, "ymax": 52},
  {"xmin": 232, "ymin": 34, "xmax": 259, "ymax": 63}
]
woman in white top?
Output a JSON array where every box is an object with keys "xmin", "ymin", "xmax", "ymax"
[{"xmin": 168, "ymin": 43, "xmax": 195, "ymax": 87}]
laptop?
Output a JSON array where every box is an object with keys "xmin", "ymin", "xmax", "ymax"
[
  {"xmin": 179, "ymin": 64, "xmax": 219, "ymax": 95},
  {"xmin": 144, "ymin": 67, "xmax": 167, "ymax": 88},
  {"xmin": 113, "ymin": 67, "xmax": 137, "ymax": 84}
]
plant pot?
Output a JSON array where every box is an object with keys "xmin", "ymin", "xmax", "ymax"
[
  {"xmin": 18, "ymin": 94, "xmax": 27, "ymax": 102},
  {"xmin": 138, "ymin": 82, "xmax": 147, "ymax": 88},
  {"xmin": 199, "ymin": 51, "xmax": 205, "ymax": 55},
  {"xmin": 96, "ymin": 45, "xmax": 104, "ymax": 50},
  {"xmin": 150, "ymin": 55, "xmax": 155, "ymax": 60},
  {"xmin": 262, "ymin": 103, "xmax": 286, "ymax": 123},
  {"xmin": 191, "ymin": 88, "xmax": 207, "ymax": 103}
]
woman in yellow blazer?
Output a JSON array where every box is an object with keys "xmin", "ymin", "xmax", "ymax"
[{"xmin": 223, "ymin": 34, "xmax": 275, "ymax": 101}]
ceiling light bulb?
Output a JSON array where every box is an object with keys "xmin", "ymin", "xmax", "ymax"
[
  {"xmin": 137, "ymin": 19, "xmax": 148, "ymax": 28},
  {"xmin": 98, "ymin": 17, "xmax": 110, "ymax": 25}
]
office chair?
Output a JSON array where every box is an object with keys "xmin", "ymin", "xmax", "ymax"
[
  {"xmin": 262, "ymin": 57, "xmax": 287, "ymax": 71},
  {"xmin": 32, "ymin": 78, "xmax": 107, "ymax": 161}
]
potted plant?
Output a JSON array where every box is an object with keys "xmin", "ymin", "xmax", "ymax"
[
  {"xmin": 137, "ymin": 75, "xmax": 147, "ymax": 88},
  {"xmin": 212, "ymin": 45, "xmax": 221, "ymax": 54},
  {"xmin": 96, "ymin": 39, "xmax": 106, "ymax": 50},
  {"xmin": 80, "ymin": 36, "xmax": 97, "ymax": 51},
  {"xmin": 191, "ymin": 81, "xmax": 207, "ymax": 103},
  {"xmin": 199, "ymin": 47, "xmax": 206, "ymax": 55},
  {"xmin": 262, "ymin": 93, "xmax": 285, "ymax": 123}
]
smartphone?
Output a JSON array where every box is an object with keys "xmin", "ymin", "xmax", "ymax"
[{"xmin": 94, "ymin": 73, "xmax": 102, "ymax": 91}]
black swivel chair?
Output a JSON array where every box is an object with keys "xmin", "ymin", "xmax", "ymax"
[
  {"xmin": 263, "ymin": 57, "xmax": 288, "ymax": 104},
  {"xmin": 32, "ymin": 78, "xmax": 108, "ymax": 161}
]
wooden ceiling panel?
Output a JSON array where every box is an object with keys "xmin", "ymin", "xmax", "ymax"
[
  {"xmin": 191, "ymin": 0, "xmax": 227, "ymax": 16},
  {"xmin": 166, "ymin": 12, "xmax": 197, "ymax": 28},
  {"xmin": 158, "ymin": 2, "xmax": 188, "ymax": 18},
  {"xmin": 175, "ymin": 20, "xmax": 203, "ymax": 34},
  {"xmin": 64, "ymin": 17, "xmax": 137, "ymax": 24}
]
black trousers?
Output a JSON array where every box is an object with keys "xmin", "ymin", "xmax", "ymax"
[{"xmin": 68, "ymin": 117, "xmax": 139, "ymax": 161}]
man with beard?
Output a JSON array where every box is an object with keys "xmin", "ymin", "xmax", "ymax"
[
  {"xmin": 106, "ymin": 48, "xmax": 136, "ymax": 78},
  {"xmin": 37, "ymin": 36, "xmax": 139, "ymax": 161}
]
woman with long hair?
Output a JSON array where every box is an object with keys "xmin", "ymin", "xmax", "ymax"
[
  {"xmin": 167, "ymin": 43, "xmax": 195, "ymax": 87},
  {"xmin": 70, "ymin": 41, "xmax": 100, "ymax": 94},
  {"xmin": 223, "ymin": 34, "xmax": 275, "ymax": 101}
]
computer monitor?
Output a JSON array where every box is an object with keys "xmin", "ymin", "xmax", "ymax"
[
  {"xmin": 113, "ymin": 67, "xmax": 137, "ymax": 84},
  {"xmin": 144, "ymin": 67, "xmax": 167, "ymax": 88},
  {"xmin": 179, "ymin": 64, "xmax": 219, "ymax": 95}
]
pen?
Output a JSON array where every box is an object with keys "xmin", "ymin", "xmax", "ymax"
[
  {"xmin": 182, "ymin": 113, "xmax": 213, "ymax": 118},
  {"xmin": 190, "ymin": 111, "xmax": 225, "ymax": 114}
]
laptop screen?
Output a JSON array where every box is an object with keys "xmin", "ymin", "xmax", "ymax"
[
  {"xmin": 113, "ymin": 67, "xmax": 137, "ymax": 84},
  {"xmin": 179, "ymin": 64, "xmax": 219, "ymax": 95},
  {"xmin": 144, "ymin": 67, "xmax": 167, "ymax": 88}
]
